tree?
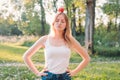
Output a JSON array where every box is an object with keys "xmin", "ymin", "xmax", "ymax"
[
  {"xmin": 53, "ymin": 0, "xmax": 58, "ymax": 12},
  {"xmin": 64, "ymin": 0, "xmax": 85, "ymax": 37},
  {"xmin": 0, "ymin": 0, "xmax": 23, "ymax": 35},
  {"xmin": 18, "ymin": 0, "xmax": 50, "ymax": 35},
  {"xmin": 85, "ymin": 0, "xmax": 96, "ymax": 54},
  {"xmin": 102, "ymin": 0, "xmax": 120, "ymax": 30},
  {"xmin": 39, "ymin": 0, "xmax": 46, "ymax": 35},
  {"xmin": 71, "ymin": 3, "xmax": 77, "ymax": 37}
]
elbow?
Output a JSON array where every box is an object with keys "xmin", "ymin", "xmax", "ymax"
[
  {"xmin": 22, "ymin": 54, "xmax": 26, "ymax": 62},
  {"xmin": 86, "ymin": 56, "xmax": 91, "ymax": 63},
  {"xmin": 84, "ymin": 56, "xmax": 91, "ymax": 63},
  {"xmin": 22, "ymin": 54, "xmax": 25, "ymax": 60},
  {"xmin": 22, "ymin": 54, "xmax": 30, "ymax": 62}
]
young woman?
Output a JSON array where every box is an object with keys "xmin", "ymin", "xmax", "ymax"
[{"xmin": 23, "ymin": 7, "xmax": 90, "ymax": 80}]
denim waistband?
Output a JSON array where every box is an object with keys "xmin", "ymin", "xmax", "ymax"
[
  {"xmin": 41, "ymin": 71, "xmax": 71, "ymax": 80},
  {"xmin": 45, "ymin": 71, "xmax": 67, "ymax": 75}
]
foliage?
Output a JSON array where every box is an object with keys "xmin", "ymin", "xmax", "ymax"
[
  {"xmin": 21, "ymin": 40, "xmax": 35, "ymax": 47},
  {"xmin": 102, "ymin": 0, "xmax": 120, "ymax": 17},
  {"xmin": 0, "ymin": 22, "xmax": 22, "ymax": 36},
  {"xmin": 94, "ymin": 24, "xmax": 119, "ymax": 47},
  {"xmin": 93, "ymin": 23, "xmax": 120, "ymax": 56},
  {"xmin": 19, "ymin": 1, "xmax": 50, "ymax": 35},
  {"xmin": 94, "ymin": 46, "xmax": 120, "ymax": 57},
  {"xmin": 75, "ymin": 35, "xmax": 85, "ymax": 46},
  {"xmin": 63, "ymin": 0, "xmax": 86, "ymax": 37},
  {"xmin": 19, "ymin": 12, "xmax": 41, "ymax": 35},
  {"xmin": 0, "ymin": 23, "xmax": 11, "ymax": 36},
  {"xmin": 102, "ymin": 0, "xmax": 120, "ymax": 28}
]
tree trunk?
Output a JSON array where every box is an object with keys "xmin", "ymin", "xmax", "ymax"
[
  {"xmin": 39, "ymin": 0, "xmax": 46, "ymax": 35},
  {"xmin": 115, "ymin": 0, "xmax": 119, "ymax": 29},
  {"xmin": 119, "ymin": 23, "xmax": 120, "ymax": 31},
  {"xmin": 85, "ymin": 0, "xmax": 96, "ymax": 54},
  {"xmin": 64, "ymin": 0, "xmax": 70, "ymax": 16},
  {"xmin": 107, "ymin": 20, "xmax": 112, "ymax": 32},
  {"xmin": 53, "ymin": 0, "xmax": 58, "ymax": 12},
  {"xmin": 72, "ymin": 3, "xmax": 76, "ymax": 37},
  {"xmin": 78, "ymin": 16, "xmax": 82, "ymax": 34}
]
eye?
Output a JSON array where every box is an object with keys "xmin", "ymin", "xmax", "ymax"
[
  {"xmin": 61, "ymin": 20, "xmax": 65, "ymax": 23},
  {"xmin": 55, "ymin": 19, "xmax": 59, "ymax": 22}
]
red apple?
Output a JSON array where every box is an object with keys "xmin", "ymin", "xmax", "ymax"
[{"xmin": 58, "ymin": 7, "xmax": 64, "ymax": 13}]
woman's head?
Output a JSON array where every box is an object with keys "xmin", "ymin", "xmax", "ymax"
[
  {"xmin": 52, "ymin": 13, "xmax": 69, "ymax": 32},
  {"xmin": 50, "ymin": 7, "xmax": 72, "ymax": 46}
]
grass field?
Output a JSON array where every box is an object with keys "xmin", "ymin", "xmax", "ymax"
[{"xmin": 0, "ymin": 43, "xmax": 120, "ymax": 80}]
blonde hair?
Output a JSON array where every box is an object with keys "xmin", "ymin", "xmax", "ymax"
[{"xmin": 50, "ymin": 13, "xmax": 72, "ymax": 47}]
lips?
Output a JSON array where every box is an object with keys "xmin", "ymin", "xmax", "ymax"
[{"xmin": 56, "ymin": 24, "xmax": 60, "ymax": 28}]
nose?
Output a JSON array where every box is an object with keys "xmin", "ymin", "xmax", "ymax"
[{"xmin": 58, "ymin": 21, "xmax": 62, "ymax": 25}]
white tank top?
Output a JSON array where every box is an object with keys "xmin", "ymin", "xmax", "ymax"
[{"xmin": 44, "ymin": 37, "xmax": 71, "ymax": 74}]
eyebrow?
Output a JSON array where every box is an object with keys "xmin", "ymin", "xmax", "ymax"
[{"xmin": 56, "ymin": 19, "xmax": 65, "ymax": 21}]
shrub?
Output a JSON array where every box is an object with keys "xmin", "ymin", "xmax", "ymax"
[
  {"xmin": 94, "ymin": 46, "xmax": 120, "ymax": 57},
  {"xmin": 21, "ymin": 41, "xmax": 35, "ymax": 47}
]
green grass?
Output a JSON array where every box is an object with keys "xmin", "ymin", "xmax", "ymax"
[
  {"xmin": 0, "ymin": 43, "xmax": 27, "ymax": 63},
  {"xmin": 0, "ymin": 43, "xmax": 120, "ymax": 80},
  {"xmin": 0, "ymin": 63, "xmax": 120, "ymax": 80},
  {"xmin": 71, "ymin": 63, "xmax": 120, "ymax": 80}
]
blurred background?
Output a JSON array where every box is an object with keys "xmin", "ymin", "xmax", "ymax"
[{"xmin": 0, "ymin": 0, "xmax": 120, "ymax": 80}]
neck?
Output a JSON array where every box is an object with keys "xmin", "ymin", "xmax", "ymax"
[{"xmin": 50, "ymin": 30, "xmax": 64, "ymax": 39}]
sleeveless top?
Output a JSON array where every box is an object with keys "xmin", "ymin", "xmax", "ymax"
[{"xmin": 44, "ymin": 36, "xmax": 71, "ymax": 74}]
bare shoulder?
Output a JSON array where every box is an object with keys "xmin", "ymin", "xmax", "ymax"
[
  {"xmin": 38, "ymin": 35, "xmax": 48, "ymax": 43},
  {"xmin": 32, "ymin": 35, "xmax": 48, "ymax": 48},
  {"xmin": 70, "ymin": 36, "xmax": 82, "ymax": 48}
]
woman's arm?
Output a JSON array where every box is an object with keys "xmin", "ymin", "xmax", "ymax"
[
  {"xmin": 23, "ymin": 36, "xmax": 47, "ymax": 76},
  {"xmin": 69, "ymin": 37, "xmax": 91, "ymax": 76}
]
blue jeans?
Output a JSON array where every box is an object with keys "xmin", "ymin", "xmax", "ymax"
[{"xmin": 41, "ymin": 71, "xmax": 71, "ymax": 80}]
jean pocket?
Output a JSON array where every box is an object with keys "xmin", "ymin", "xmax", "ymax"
[
  {"xmin": 63, "ymin": 73, "xmax": 71, "ymax": 80},
  {"xmin": 41, "ymin": 71, "xmax": 48, "ymax": 77},
  {"xmin": 41, "ymin": 75, "xmax": 48, "ymax": 80},
  {"xmin": 41, "ymin": 73, "xmax": 49, "ymax": 80},
  {"xmin": 41, "ymin": 71, "xmax": 53, "ymax": 80}
]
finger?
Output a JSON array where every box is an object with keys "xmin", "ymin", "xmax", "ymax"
[
  {"xmin": 42, "ymin": 73, "xmax": 48, "ymax": 76},
  {"xmin": 41, "ymin": 69, "xmax": 48, "ymax": 72},
  {"xmin": 37, "ymin": 72, "xmax": 48, "ymax": 76},
  {"xmin": 67, "ymin": 73, "xmax": 72, "ymax": 77},
  {"xmin": 66, "ymin": 70, "xmax": 70, "ymax": 73},
  {"xmin": 43, "ymin": 70, "xmax": 48, "ymax": 73},
  {"xmin": 67, "ymin": 72, "xmax": 71, "ymax": 75},
  {"xmin": 66, "ymin": 70, "xmax": 69, "ymax": 72}
]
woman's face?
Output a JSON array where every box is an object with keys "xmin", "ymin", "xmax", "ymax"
[{"xmin": 54, "ymin": 14, "xmax": 66, "ymax": 31}]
